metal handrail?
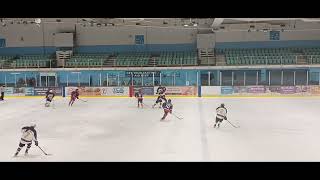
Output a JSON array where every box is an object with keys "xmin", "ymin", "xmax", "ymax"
[{"xmin": 3, "ymin": 54, "xmax": 320, "ymax": 69}]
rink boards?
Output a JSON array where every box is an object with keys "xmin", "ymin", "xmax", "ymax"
[{"xmin": 3, "ymin": 85, "xmax": 320, "ymax": 98}]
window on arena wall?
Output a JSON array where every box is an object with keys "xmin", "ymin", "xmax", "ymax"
[
  {"xmin": 200, "ymin": 72, "xmax": 209, "ymax": 86},
  {"xmin": 143, "ymin": 73, "xmax": 154, "ymax": 86},
  {"xmin": 258, "ymin": 70, "xmax": 269, "ymax": 86},
  {"xmin": 221, "ymin": 71, "xmax": 232, "ymax": 86},
  {"xmin": 295, "ymin": 70, "xmax": 308, "ymax": 85},
  {"xmin": 270, "ymin": 31, "xmax": 280, "ymax": 40},
  {"xmin": 107, "ymin": 73, "xmax": 118, "ymax": 87},
  {"xmin": 0, "ymin": 39, "xmax": 5, "ymax": 47},
  {"xmin": 135, "ymin": 35, "xmax": 145, "ymax": 45},
  {"xmin": 282, "ymin": 70, "xmax": 294, "ymax": 86},
  {"xmin": 200, "ymin": 71, "xmax": 218, "ymax": 86},
  {"xmin": 233, "ymin": 71, "xmax": 245, "ymax": 86},
  {"xmin": 270, "ymin": 70, "xmax": 282, "ymax": 86},
  {"xmin": 245, "ymin": 71, "xmax": 257, "ymax": 86},
  {"xmin": 119, "ymin": 73, "xmax": 130, "ymax": 87},
  {"xmin": 309, "ymin": 72, "xmax": 319, "ymax": 85},
  {"xmin": 209, "ymin": 71, "xmax": 219, "ymax": 86},
  {"xmin": 161, "ymin": 72, "xmax": 174, "ymax": 86}
]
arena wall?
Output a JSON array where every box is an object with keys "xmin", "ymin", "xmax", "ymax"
[
  {"xmin": 1, "ymin": 67, "xmax": 320, "ymax": 97},
  {"xmin": 2, "ymin": 23, "xmax": 320, "ymax": 54}
]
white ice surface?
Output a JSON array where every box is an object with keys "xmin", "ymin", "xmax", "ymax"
[{"xmin": 1, "ymin": 97, "xmax": 320, "ymax": 161}]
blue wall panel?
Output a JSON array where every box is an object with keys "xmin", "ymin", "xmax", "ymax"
[
  {"xmin": 0, "ymin": 47, "xmax": 56, "ymax": 55},
  {"xmin": 0, "ymin": 43, "xmax": 197, "ymax": 55},
  {"xmin": 216, "ymin": 40, "xmax": 320, "ymax": 49}
]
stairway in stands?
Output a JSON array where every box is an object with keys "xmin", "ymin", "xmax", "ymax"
[
  {"xmin": 2, "ymin": 58, "xmax": 15, "ymax": 69},
  {"xmin": 215, "ymin": 55, "xmax": 226, "ymax": 66},
  {"xmin": 148, "ymin": 56, "xmax": 158, "ymax": 66},
  {"xmin": 294, "ymin": 49, "xmax": 308, "ymax": 64},
  {"xmin": 199, "ymin": 49, "xmax": 216, "ymax": 66},
  {"xmin": 104, "ymin": 55, "xmax": 116, "ymax": 67}
]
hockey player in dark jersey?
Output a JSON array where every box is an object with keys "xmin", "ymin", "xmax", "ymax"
[
  {"xmin": 153, "ymin": 85, "xmax": 167, "ymax": 108},
  {"xmin": 14, "ymin": 123, "xmax": 39, "ymax": 156},
  {"xmin": 161, "ymin": 99, "xmax": 173, "ymax": 121},
  {"xmin": 156, "ymin": 85, "xmax": 166, "ymax": 94},
  {"xmin": 135, "ymin": 89, "xmax": 144, "ymax": 108},
  {"xmin": 214, "ymin": 103, "xmax": 228, "ymax": 128},
  {"xmin": 45, "ymin": 89, "xmax": 55, "ymax": 107},
  {"xmin": 0, "ymin": 85, "xmax": 5, "ymax": 101},
  {"xmin": 68, "ymin": 89, "xmax": 80, "ymax": 106}
]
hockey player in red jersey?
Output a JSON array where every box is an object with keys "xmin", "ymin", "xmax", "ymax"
[
  {"xmin": 161, "ymin": 99, "xmax": 173, "ymax": 121},
  {"xmin": 135, "ymin": 89, "xmax": 144, "ymax": 108},
  {"xmin": 68, "ymin": 89, "xmax": 80, "ymax": 106}
]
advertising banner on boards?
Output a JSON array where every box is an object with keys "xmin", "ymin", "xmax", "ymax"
[
  {"xmin": 156, "ymin": 86, "xmax": 197, "ymax": 96},
  {"xmin": 65, "ymin": 87, "xmax": 129, "ymax": 96}
]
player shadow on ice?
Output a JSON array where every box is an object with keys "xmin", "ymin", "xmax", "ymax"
[{"xmin": 13, "ymin": 154, "xmax": 42, "ymax": 158}]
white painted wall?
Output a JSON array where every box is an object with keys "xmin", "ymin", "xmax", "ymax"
[
  {"xmin": 2, "ymin": 21, "xmax": 320, "ymax": 48},
  {"xmin": 216, "ymin": 31, "xmax": 269, "ymax": 42},
  {"xmin": 75, "ymin": 25, "xmax": 145, "ymax": 45},
  {"xmin": 0, "ymin": 24, "xmax": 43, "ymax": 47},
  {"xmin": 281, "ymin": 30, "xmax": 320, "ymax": 41},
  {"xmin": 0, "ymin": 23, "xmax": 75, "ymax": 47},
  {"xmin": 76, "ymin": 26, "xmax": 197, "ymax": 45},
  {"xmin": 197, "ymin": 33, "xmax": 215, "ymax": 48},
  {"xmin": 146, "ymin": 27, "xmax": 196, "ymax": 44},
  {"xmin": 43, "ymin": 23, "xmax": 75, "ymax": 46},
  {"xmin": 215, "ymin": 30, "xmax": 320, "ymax": 42},
  {"xmin": 0, "ymin": 24, "xmax": 197, "ymax": 47}
]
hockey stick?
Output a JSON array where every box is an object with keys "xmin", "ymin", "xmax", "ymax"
[
  {"xmin": 78, "ymin": 98, "xmax": 87, "ymax": 102},
  {"xmin": 225, "ymin": 119, "xmax": 240, "ymax": 128},
  {"xmin": 142, "ymin": 102, "xmax": 150, "ymax": 108},
  {"xmin": 52, "ymin": 99, "xmax": 56, "ymax": 109},
  {"xmin": 172, "ymin": 112, "xmax": 183, "ymax": 120},
  {"xmin": 37, "ymin": 146, "xmax": 52, "ymax": 156},
  {"xmin": 41, "ymin": 98, "xmax": 47, "ymax": 106},
  {"xmin": 143, "ymin": 102, "xmax": 156, "ymax": 109}
]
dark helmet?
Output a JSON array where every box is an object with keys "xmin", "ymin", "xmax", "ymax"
[
  {"xmin": 221, "ymin": 103, "xmax": 225, "ymax": 107},
  {"xmin": 168, "ymin": 99, "xmax": 171, "ymax": 103}
]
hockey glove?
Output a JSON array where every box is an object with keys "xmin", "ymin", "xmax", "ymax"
[{"xmin": 35, "ymin": 141, "xmax": 38, "ymax": 146}]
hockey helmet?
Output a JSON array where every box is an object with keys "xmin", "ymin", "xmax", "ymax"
[
  {"xmin": 221, "ymin": 103, "xmax": 225, "ymax": 107},
  {"xmin": 49, "ymin": 89, "xmax": 53, "ymax": 93},
  {"xmin": 30, "ymin": 122, "xmax": 36, "ymax": 128},
  {"xmin": 168, "ymin": 99, "xmax": 171, "ymax": 103}
]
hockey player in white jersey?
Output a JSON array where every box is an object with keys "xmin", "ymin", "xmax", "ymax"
[
  {"xmin": 45, "ymin": 89, "xmax": 55, "ymax": 107},
  {"xmin": 214, "ymin": 103, "xmax": 228, "ymax": 128},
  {"xmin": 14, "ymin": 123, "xmax": 39, "ymax": 156}
]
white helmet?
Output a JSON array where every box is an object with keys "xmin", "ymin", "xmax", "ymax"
[
  {"xmin": 30, "ymin": 123, "xmax": 36, "ymax": 128},
  {"xmin": 49, "ymin": 89, "xmax": 53, "ymax": 93}
]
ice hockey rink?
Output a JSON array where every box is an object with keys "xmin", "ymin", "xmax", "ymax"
[{"xmin": 1, "ymin": 97, "xmax": 320, "ymax": 162}]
